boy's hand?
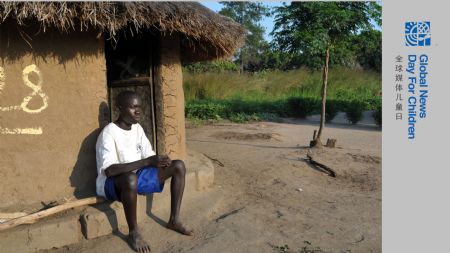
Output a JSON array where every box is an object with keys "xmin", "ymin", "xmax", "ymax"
[{"xmin": 148, "ymin": 155, "xmax": 171, "ymax": 169}]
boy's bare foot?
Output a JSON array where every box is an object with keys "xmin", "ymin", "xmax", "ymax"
[
  {"xmin": 129, "ymin": 229, "xmax": 151, "ymax": 253},
  {"xmin": 166, "ymin": 220, "xmax": 194, "ymax": 236}
]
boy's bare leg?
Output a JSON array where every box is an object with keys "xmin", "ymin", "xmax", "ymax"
[
  {"xmin": 115, "ymin": 172, "xmax": 152, "ymax": 252},
  {"xmin": 158, "ymin": 160, "xmax": 194, "ymax": 236}
]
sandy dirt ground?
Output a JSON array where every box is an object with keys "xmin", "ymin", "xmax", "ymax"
[{"xmin": 47, "ymin": 117, "xmax": 381, "ymax": 253}]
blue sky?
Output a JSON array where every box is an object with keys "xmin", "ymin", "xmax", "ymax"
[
  {"xmin": 200, "ymin": 1, "xmax": 381, "ymax": 42},
  {"xmin": 200, "ymin": 1, "xmax": 288, "ymax": 42}
]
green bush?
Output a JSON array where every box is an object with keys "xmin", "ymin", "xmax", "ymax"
[
  {"xmin": 185, "ymin": 97, "xmax": 380, "ymax": 124},
  {"xmin": 287, "ymin": 97, "xmax": 319, "ymax": 118},
  {"xmin": 365, "ymin": 97, "xmax": 382, "ymax": 110},
  {"xmin": 345, "ymin": 100, "xmax": 365, "ymax": 124},
  {"xmin": 185, "ymin": 101, "xmax": 227, "ymax": 120},
  {"xmin": 225, "ymin": 99, "xmax": 256, "ymax": 115},
  {"xmin": 229, "ymin": 112, "xmax": 260, "ymax": 123},
  {"xmin": 373, "ymin": 102, "xmax": 382, "ymax": 127},
  {"xmin": 325, "ymin": 100, "xmax": 339, "ymax": 122}
]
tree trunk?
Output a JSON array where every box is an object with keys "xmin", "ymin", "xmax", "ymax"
[
  {"xmin": 313, "ymin": 44, "xmax": 330, "ymax": 147},
  {"xmin": 240, "ymin": 2, "xmax": 245, "ymax": 74},
  {"xmin": 240, "ymin": 48, "xmax": 244, "ymax": 74}
]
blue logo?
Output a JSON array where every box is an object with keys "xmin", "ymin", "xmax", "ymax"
[{"xmin": 405, "ymin": 21, "xmax": 431, "ymax": 46}]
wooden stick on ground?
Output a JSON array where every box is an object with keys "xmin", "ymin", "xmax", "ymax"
[
  {"xmin": 203, "ymin": 154, "xmax": 225, "ymax": 167},
  {"xmin": 306, "ymin": 154, "xmax": 337, "ymax": 177},
  {"xmin": 0, "ymin": 212, "xmax": 28, "ymax": 220},
  {"xmin": 0, "ymin": 212, "xmax": 29, "ymax": 224},
  {"xmin": 0, "ymin": 197, "xmax": 105, "ymax": 231},
  {"xmin": 215, "ymin": 207, "xmax": 245, "ymax": 223}
]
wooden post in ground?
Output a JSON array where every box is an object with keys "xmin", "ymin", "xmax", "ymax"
[{"xmin": 326, "ymin": 138, "xmax": 337, "ymax": 148}]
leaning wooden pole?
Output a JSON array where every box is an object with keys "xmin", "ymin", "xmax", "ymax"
[
  {"xmin": 0, "ymin": 197, "xmax": 105, "ymax": 231},
  {"xmin": 313, "ymin": 44, "xmax": 330, "ymax": 147}
]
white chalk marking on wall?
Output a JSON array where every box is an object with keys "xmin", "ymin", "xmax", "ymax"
[
  {"xmin": 0, "ymin": 127, "xmax": 43, "ymax": 135},
  {"xmin": 0, "ymin": 65, "xmax": 48, "ymax": 135},
  {"xmin": 21, "ymin": 64, "xmax": 49, "ymax": 113},
  {"xmin": 0, "ymin": 64, "xmax": 49, "ymax": 113}
]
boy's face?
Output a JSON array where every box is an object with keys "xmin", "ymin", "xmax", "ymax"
[{"xmin": 119, "ymin": 96, "xmax": 142, "ymax": 124}]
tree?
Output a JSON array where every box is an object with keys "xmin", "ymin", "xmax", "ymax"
[
  {"xmin": 271, "ymin": 2, "xmax": 381, "ymax": 147},
  {"xmin": 219, "ymin": 2, "xmax": 270, "ymax": 72},
  {"xmin": 353, "ymin": 30, "xmax": 382, "ymax": 72}
]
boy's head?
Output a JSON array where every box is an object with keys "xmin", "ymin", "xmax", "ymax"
[{"xmin": 116, "ymin": 90, "xmax": 142, "ymax": 124}]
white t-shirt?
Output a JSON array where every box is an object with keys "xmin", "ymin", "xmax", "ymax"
[{"xmin": 95, "ymin": 122, "xmax": 155, "ymax": 197}]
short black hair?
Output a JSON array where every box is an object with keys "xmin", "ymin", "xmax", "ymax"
[{"xmin": 116, "ymin": 90, "xmax": 139, "ymax": 108}]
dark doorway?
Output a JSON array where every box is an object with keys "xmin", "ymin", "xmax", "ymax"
[{"xmin": 105, "ymin": 31, "xmax": 157, "ymax": 147}]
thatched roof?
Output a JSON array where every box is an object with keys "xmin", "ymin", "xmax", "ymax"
[{"xmin": 0, "ymin": 2, "xmax": 245, "ymax": 62}]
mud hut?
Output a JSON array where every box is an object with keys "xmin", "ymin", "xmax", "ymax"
[{"xmin": 0, "ymin": 2, "xmax": 244, "ymax": 209}]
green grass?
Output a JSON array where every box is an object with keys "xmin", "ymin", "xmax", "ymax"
[{"xmin": 183, "ymin": 67, "xmax": 381, "ymax": 123}]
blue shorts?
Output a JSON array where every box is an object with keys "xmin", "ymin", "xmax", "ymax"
[{"xmin": 104, "ymin": 167, "xmax": 164, "ymax": 202}]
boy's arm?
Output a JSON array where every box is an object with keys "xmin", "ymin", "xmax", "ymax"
[
  {"xmin": 104, "ymin": 158, "xmax": 150, "ymax": 177},
  {"xmin": 104, "ymin": 155, "xmax": 172, "ymax": 177}
]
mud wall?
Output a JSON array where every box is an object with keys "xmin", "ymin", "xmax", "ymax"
[
  {"xmin": 0, "ymin": 23, "xmax": 108, "ymax": 209},
  {"xmin": 154, "ymin": 33, "xmax": 187, "ymax": 160}
]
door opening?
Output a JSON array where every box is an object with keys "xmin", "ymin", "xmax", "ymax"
[{"xmin": 105, "ymin": 31, "xmax": 157, "ymax": 148}]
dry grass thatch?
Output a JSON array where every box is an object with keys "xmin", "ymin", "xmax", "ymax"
[{"xmin": 0, "ymin": 2, "xmax": 245, "ymax": 62}]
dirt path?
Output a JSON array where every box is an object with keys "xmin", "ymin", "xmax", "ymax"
[
  {"xmin": 47, "ymin": 119, "xmax": 381, "ymax": 253},
  {"xmin": 179, "ymin": 120, "xmax": 381, "ymax": 253}
]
